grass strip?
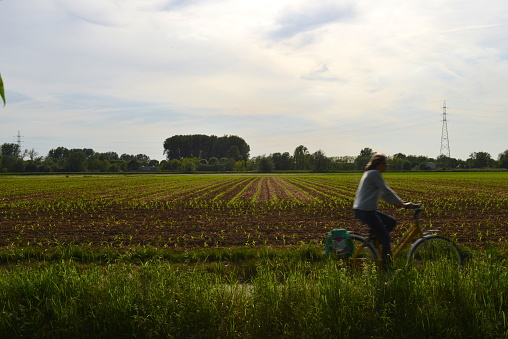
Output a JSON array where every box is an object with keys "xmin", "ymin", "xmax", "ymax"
[{"xmin": 0, "ymin": 245, "xmax": 507, "ymax": 338}]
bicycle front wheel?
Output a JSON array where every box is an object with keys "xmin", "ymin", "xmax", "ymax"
[
  {"xmin": 349, "ymin": 234, "xmax": 380, "ymax": 261},
  {"xmin": 407, "ymin": 235, "xmax": 462, "ymax": 266}
]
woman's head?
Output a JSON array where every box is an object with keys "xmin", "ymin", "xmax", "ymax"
[{"xmin": 365, "ymin": 153, "xmax": 388, "ymax": 172}]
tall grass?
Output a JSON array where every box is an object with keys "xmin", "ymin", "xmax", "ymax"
[{"xmin": 0, "ymin": 245, "xmax": 507, "ymax": 338}]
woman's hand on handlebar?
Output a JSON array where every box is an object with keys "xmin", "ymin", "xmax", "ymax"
[
  {"xmin": 395, "ymin": 202, "xmax": 418, "ymax": 209},
  {"xmin": 403, "ymin": 202, "xmax": 420, "ymax": 209}
]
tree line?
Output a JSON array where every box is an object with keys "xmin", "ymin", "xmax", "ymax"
[
  {"xmin": 252, "ymin": 147, "xmax": 508, "ymax": 172},
  {"xmin": 0, "ymin": 144, "xmax": 157, "ymax": 173},
  {"xmin": 1, "ymin": 139, "xmax": 507, "ymax": 173}
]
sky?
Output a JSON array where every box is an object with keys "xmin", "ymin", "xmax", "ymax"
[{"xmin": 1, "ymin": 0, "xmax": 507, "ymax": 161}]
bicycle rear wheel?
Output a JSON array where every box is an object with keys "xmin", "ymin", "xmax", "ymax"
[
  {"xmin": 407, "ymin": 235, "xmax": 462, "ymax": 266},
  {"xmin": 349, "ymin": 234, "xmax": 380, "ymax": 261}
]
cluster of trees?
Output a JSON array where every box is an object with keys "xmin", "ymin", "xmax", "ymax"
[
  {"xmin": 159, "ymin": 134, "xmax": 251, "ymax": 173},
  {"xmin": 163, "ymin": 134, "xmax": 249, "ymax": 162}
]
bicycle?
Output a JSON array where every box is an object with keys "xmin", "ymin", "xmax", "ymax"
[{"xmin": 328, "ymin": 205, "xmax": 463, "ymax": 266}]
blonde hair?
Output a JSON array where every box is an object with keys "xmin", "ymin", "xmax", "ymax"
[{"xmin": 365, "ymin": 153, "xmax": 387, "ymax": 171}]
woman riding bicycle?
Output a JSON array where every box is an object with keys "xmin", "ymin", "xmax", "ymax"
[{"xmin": 353, "ymin": 153, "xmax": 415, "ymax": 267}]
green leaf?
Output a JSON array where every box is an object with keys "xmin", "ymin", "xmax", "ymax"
[{"xmin": 0, "ymin": 73, "xmax": 5, "ymax": 107}]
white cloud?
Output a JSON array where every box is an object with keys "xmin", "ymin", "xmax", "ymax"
[
  {"xmin": 269, "ymin": 1, "xmax": 356, "ymax": 40},
  {"xmin": 0, "ymin": 0, "xmax": 507, "ymax": 160}
]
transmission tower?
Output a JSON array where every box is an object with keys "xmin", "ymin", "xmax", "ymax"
[
  {"xmin": 16, "ymin": 130, "xmax": 23, "ymax": 149},
  {"xmin": 440, "ymin": 101, "xmax": 451, "ymax": 165}
]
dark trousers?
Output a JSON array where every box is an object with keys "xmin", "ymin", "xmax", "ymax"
[{"xmin": 354, "ymin": 209, "xmax": 397, "ymax": 264}]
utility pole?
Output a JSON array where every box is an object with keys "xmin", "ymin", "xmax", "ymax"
[{"xmin": 440, "ymin": 101, "xmax": 451, "ymax": 168}]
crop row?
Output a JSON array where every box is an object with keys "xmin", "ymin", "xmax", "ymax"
[{"xmin": 0, "ymin": 172, "xmax": 506, "ymax": 248}]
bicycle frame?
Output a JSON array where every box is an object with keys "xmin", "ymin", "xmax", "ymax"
[
  {"xmin": 391, "ymin": 207, "xmax": 423, "ymax": 259},
  {"xmin": 351, "ymin": 206, "xmax": 424, "ymax": 261}
]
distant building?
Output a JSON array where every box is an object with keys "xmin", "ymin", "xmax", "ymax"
[
  {"xmin": 427, "ymin": 162, "xmax": 436, "ymax": 170},
  {"xmin": 140, "ymin": 166, "xmax": 157, "ymax": 171}
]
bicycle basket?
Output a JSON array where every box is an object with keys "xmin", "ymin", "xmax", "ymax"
[{"xmin": 324, "ymin": 229, "xmax": 353, "ymax": 258}]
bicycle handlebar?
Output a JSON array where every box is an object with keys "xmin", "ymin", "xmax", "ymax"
[{"xmin": 403, "ymin": 203, "xmax": 422, "ymax": 210}]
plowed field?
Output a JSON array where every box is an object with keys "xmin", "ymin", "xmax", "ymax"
[{"xmin": 0, "ymin": 172, "xmax": 507, "ymax": 249}]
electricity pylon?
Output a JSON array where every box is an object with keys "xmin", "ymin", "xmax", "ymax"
[{"xmin": 440, "ymin": 101, "xmax": 451, "ymax": 168}]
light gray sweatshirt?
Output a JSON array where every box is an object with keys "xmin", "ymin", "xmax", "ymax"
[{"xmin": 353, "ymin": 170, "xmax": 403, "ymax": 211}]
